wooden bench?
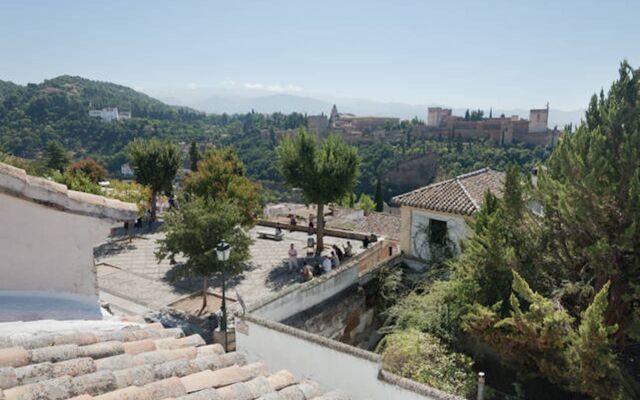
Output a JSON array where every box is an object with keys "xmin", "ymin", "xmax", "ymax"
[{"xmin": 257, "ymin": 231, "xmax": 284, "ymax": 241}]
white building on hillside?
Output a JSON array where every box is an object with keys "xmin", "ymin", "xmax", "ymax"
[
  {"xmin": 89, "ymin": 107, "xmax": 131, "ymax": 122},
  {"xmin": 392, "ymin": 168, "xmax": 505, "ymax": 261}
]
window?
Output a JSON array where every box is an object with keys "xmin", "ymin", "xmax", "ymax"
[{"xmin": 429, "ymin": 219, "xmax": 448, "ymax": 246}]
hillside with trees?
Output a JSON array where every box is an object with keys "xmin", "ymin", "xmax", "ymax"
[{"xmin": 0, "ymin": 75, "xmax": 552, "ymax": 203}]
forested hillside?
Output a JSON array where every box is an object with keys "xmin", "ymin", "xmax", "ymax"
[{"xmin": 0, "ymin": 75, "xmax": 551, "ymax": 200}]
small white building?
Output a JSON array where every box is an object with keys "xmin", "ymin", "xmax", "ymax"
[
  {"xmin": 120, "ymin": 162, "xmax": 134, "ymax": 178},
  {"xmin": 88, "ymin": 107, "xmax": 131, "ymax": 122},
  {"xmin": 0, "ymin": 162, "xmax": 138, "ymax": 322},
  {"xmin": 393, "ymin": 168, "xmax": 504, "ymax": 261}
]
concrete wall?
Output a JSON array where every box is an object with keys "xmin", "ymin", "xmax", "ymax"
[
  {"xmin": 237, "ymin": 315, "xmax": 461, "ymax": 400},
  {"xmin": 400, "ymin": 205, "xmax": 468, "ymax": 260},
  {"xmin": 0, "ymin": 193, "xmax": 112, "ymax": 319}
]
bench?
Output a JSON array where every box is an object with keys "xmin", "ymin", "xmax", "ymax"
[{"xmin": 257, "ymin": 231, "xmax": 284, "ymax": 241}]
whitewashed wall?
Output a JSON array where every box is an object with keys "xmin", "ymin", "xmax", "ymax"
[
  {"xmin": 400, "ymin": 206, "xmax": 469, "ymax": 260},
  {"xmin": 237, "ymin": 317, "xmax": 461, "ymax": 400},
  {"xmin": 0, "ymin": 193, "xmax": 113, "ymax": 320}
]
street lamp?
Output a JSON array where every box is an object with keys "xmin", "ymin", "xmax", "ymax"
[{"xmin": 216, "ymin": 240, "xmax": 231, "ymax": 349}]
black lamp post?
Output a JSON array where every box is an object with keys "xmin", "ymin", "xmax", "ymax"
[{"xmin": 216, "ymin": 240, "xmax": 231, "ymax": 348}]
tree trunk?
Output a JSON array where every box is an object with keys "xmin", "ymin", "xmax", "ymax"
[
  {"xmin": 150, "ymin": 189, "xmax": 158, "ymax": 222},
  {"xmin": 199, "ymin": 276, "xmax": 208, "ymax": 316},
  {"xmin": 316, "ymin": 202, "xmax": 324, "ymax": 254}
]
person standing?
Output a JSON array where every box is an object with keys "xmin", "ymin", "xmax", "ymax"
[{"xmin": 287, "ymin": 243, "xmax": 299, "ymax": 271}]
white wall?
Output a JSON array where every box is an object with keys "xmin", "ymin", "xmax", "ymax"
[
  {"xmin": 252, "ymin": 260, "xmax": 360, "ymax": 321},
  {"xmin": 407, "ymin": 208, "xmax": 468, "ymax": 260},
  {"xmin": 237, "ymin": 318, "xmax": 459, "ymax": 400},
  {"xmin": 0, "ymin": 193, "xmax": 113, "ymax": 319}
]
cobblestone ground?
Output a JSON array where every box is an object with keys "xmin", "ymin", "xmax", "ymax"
[{"xmin": 95, "ymin": 226, "xmax": 362, "ymax": 314}]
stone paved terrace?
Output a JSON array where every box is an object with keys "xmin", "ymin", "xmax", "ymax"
[{"xmin": 95, "ymin": 226, "xmax": 365, "ymax": 316}]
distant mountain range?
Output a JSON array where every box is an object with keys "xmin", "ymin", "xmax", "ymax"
[{"xmin": 147, "ymin": 87, "xmax": 585, "ymax": 128}]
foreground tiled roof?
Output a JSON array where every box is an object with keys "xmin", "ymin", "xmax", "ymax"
[
  {"xmin": 392, "ymin": 168, "xmax": 505, "ymax": 215},
  {"xmin": 0, "ymin": 162, "xmax": 138, "ymax": 221},
  {"xmin": 0, "ymin": 321, "xmax": 344, "ymax": 400},
  {"xmin": 357, "ymin": 212, "xmax": 400, "ymax": 240}
]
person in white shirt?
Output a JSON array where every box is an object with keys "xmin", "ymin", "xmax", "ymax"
[
  {"xmin": 322, "ymin": 256, "xmax": 332, "ymax": 274},
  {"xmin": 287, "ymin": 243, "xmax": 298, "ymax": 271}
]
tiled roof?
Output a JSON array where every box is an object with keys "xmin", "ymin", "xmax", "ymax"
[
  {"xmin": 392, "ymin": 168, "xmax": 505, "ymax": 215},
  {"xmin": 357, "ymin": 212, "xmax": 401, "ymax": 240},
  {"xmin": 0, "ymin": 321, "xmax": 343, "ymax": 399},
  {"xmin": 0, "ymin": 162, "xmax": 138, "ymax": 221}
]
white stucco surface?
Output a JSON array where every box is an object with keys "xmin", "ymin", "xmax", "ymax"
[
  {"xmin": 402, "ymin": 206, "xmax": 468, "ymax": 260},
  {"xmin": 238, "ymin": 319, "xmax": 453, "ymax": 400},
  {"xmin": 0, "ymin": 193, "xmax": 114, "ymax": 320}
]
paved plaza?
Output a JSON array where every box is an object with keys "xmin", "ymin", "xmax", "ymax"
[{"xmin": 95, "ymin": 226, "xmax": 362, "ymax": 316}]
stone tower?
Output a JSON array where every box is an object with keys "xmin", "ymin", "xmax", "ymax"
[{"xmin": 330, "ymin": 104, "xmax": 339, "ymax": 121}]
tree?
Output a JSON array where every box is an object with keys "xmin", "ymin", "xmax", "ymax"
[
  {"xmin": 189, "ymin": 140, "xmax": 200, "ymax": 172},
  {"xmin": 464, "ymin": 109, "xmax": 470, "ymax": 120},
  {"xmin": 156, "ymin": 197, "xmax": 252, "ymax": 314},
  {"xmin": 277, "ymin": 129, "xmax": 360, "ymax": 251},
  {"xmin": 67, "ymin": 158, "xmax": 107, "ymax": 183},
  {"xmin": 158, "ymin": 148, "xmax": 259, "ymax": 315},
  {"xmin": 183, "ymin": 147, "xmax": 261, "ymax": 224},
  {"xmin": 358, "ymin": 193, "xmax": 375, "ymax": 214},
  {"xmin": 127, "ymin": 139, "xmax": 182, "ymax": 221},
  {"xmin": 538, "ymin": 61, "xmax": 640, "ymax": 345},
  {"xmin": 375, "ymin": 177, "xmax": 384, "ymax": 212},
  {"xmin": 43, "ymin": 140, "xmax": 69, "ymax": 172}
]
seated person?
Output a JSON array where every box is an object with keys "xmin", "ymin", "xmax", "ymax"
[
  {"xmin": 275, "ymin": 223, "xmax": 283, "ymax": 236},
  {"xmin": 331, "ymin": 251, "xmax": 340, "ymax": 268},
  {"xmin": 362, "ymin": 236, "xmax": 370, "ymax": 249},
  {"xmin": 332, "ymin": 244, "xmax": 344, "ymax": 260},
  {"xmin": 301, "ymin": 264, "xmax": 314, "ymax": 282},
  {"xmin": 321, "ymin": 256, "xmax": 332, "ymax": 274},
  {"xmin": 343, "ymin": 241, "xmax": 353, "ymax": 257}
]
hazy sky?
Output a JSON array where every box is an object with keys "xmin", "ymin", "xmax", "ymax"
[{"xmin": 1, "ymin": 0, "xmax": 638, "ymax": 110}]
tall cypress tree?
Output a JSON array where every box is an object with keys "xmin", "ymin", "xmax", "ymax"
[
  {"xmin": 539, "ymin": 61, "xmax": 640, "ymax": 345},
  {"xmin": 375, "ymin": 177, "xmax": 384, "ymax": 212}
]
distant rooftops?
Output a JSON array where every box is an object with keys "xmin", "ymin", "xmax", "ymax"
[
  {"xmin": 0, "ymin": 162, "xmax": 138, "ymax": 221},
  {"xmin": 392, "ymin": 168, "xmax": 505, "ymax": 215}
]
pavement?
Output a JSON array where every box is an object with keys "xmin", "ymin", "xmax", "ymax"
[{"xmin": 95, "ymin": 226, "xmax": 362, "ymax": 316}]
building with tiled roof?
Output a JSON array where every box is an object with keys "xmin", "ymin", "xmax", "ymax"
[
  {"xmin": 0, "ymin": 162, "xmax": 139, "ymax": 322},
  {"xmin": 0, "ymin": 320, "xmax": 344, "ymax": 399},
  {"xmin": 392, "ymin": 168, "xmax": 504, "ymax": 260}
]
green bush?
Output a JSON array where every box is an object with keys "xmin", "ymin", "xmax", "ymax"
[{"xmin": 379, "ymin": 329, "xmax": 476, "ymax": 397}]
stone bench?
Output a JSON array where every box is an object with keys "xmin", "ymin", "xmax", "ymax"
[{"xmin": 257, "ymin": 231, "xmax": 284, "ymax": 241}]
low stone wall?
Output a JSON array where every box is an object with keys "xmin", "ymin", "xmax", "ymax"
[
  {"xmin": 236, "ymin": 314, "xmax": 463, "ymax": 400},
  {"xmin": 249, "ymin": 241, "xmax": 390, "ymax": 322}
]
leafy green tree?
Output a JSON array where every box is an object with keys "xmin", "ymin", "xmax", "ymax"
[
  {"xmin": 53, "ymin": 170, "xmax": 102, "ymax": 195},
  {"xmin": 67, "ymin": 158, "xmax": 107, "ymax": 183},
  {"xmin": 127, "ymin": 139, "xmax": 182, "ymax": 221},
  {"xmin": 43, "ymin": 140, "xmax": 69, "ymax": 172},
  {"xmin": 358, "ymin": 193, "xmax": 375, "ymax": 214},
  {"xmin": 156, "ymin": 197, "xmax": 252, "ymax": 314},
  {"xmin": 189, "ymin": 140, "xmax": 200, "ymax": 172},
  {"xmin": 277, "ymin": 129, "xmax": 360, "ymax": 251},
  {"xmin": 374, "ymin": 177, "xmax": 384, "ymax": 212},
  {"xmin": 183, "ymin": 147, "xmax": 261, "ymax": 224}
]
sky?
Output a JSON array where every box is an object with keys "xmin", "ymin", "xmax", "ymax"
[{"xmin": 0, "ymin": 0, "xmax": 638, "ymax": 110}]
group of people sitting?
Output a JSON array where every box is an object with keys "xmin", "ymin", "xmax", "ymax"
[{"xmin": 286, "ymin": 241, "xmax": 355, "ymax": 282}]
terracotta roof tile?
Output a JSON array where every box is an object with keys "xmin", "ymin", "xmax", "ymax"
[
  {"xmin": 0, "ymin": 323, "xmax": 339, "ymax": 399},
  {"xmin": 392, "ymin": 168, "xmax": 505, "ymax": 215},
  {"xmin": 357, "ymin": 212, "xmax": 401, "ymax": 239}
]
